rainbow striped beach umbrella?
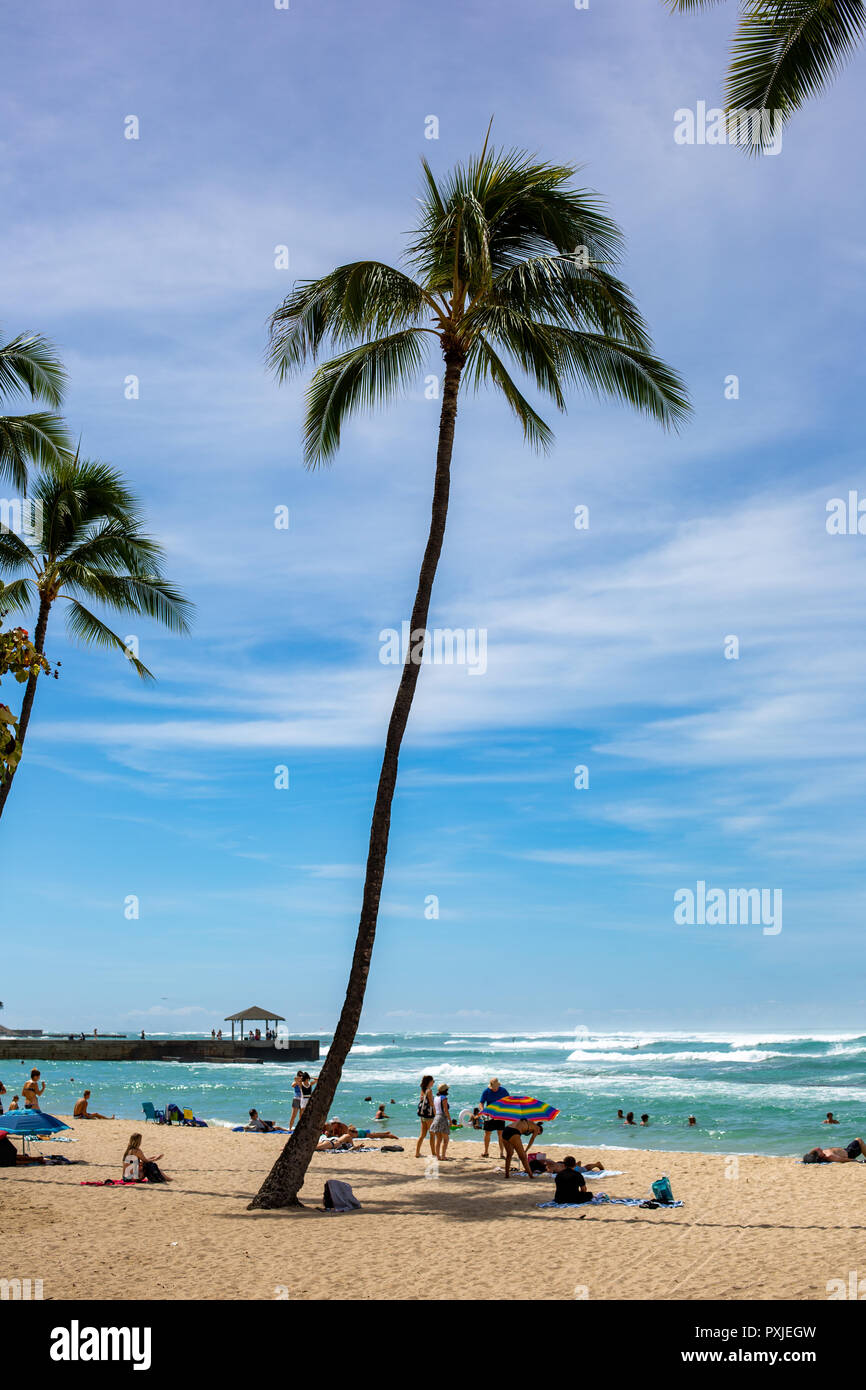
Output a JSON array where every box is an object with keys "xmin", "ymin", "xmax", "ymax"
[{"xmin": 480, "ymin": 1095, "xmax": 560, "ymax": 1123}]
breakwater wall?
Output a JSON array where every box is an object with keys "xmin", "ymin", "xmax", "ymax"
[{"xmin": 0, "ymin": 1038, "xmax": 320, "ymax": 1064}]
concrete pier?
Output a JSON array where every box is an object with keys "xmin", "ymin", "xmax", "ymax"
[{"xmin": 0, "ymin": 1037, "xmax": 320, "ymax": 1065}]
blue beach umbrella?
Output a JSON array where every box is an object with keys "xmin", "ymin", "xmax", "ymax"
[{"xmin": 0, "ymin": 1110, "xmax": 71, "ymax": 1153}]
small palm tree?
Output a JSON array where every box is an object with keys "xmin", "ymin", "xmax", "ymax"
[
  {"xmin": 0, "ymin": 454, "xmax": 193, "ymax": 816},
  {"xmin": 249, "ymin": 141, "xmax": 689, "ymax": 1210},
  {"xmin": 0, "ymin": 330, "xmax": 69, "ymax": 489},
  {"xmin": 667, "ymin": 0, "xmax": 865, "ymax": 152}
]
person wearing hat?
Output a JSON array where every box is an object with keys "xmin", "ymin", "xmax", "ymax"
[{"xmin": 429, "ymin": 1084, "xmax": 452, "ymax": 1160}]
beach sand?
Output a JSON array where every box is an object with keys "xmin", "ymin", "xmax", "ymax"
[{"xmin": 5, "ymin": 1119, "xmax": 861, "ymax": 1301}]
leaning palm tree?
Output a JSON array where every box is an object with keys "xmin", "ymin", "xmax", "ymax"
[
  {"xmin": 0, "ymin": 454, "xmax": 192, "ymax": 816},
  {"xmin": 667, "ymin": 0, "xmax": 865, "ymax": 152},
  {"xmin": 249, "ymin": 142, "xmax": 689, "ymax": 1210},
  {"xmin": 0, "ymin": 329, "xmax": 69, "ymax": 489}
]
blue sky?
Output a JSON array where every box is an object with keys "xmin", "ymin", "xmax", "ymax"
[{"xmin": 2, "ymin": 0, "xmax": 865, "ymax": 1035}]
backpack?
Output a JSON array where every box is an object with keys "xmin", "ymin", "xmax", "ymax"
[
  {"xmin": 323, "ymin": 1179, "xmax": 361, "ymax": 1211},
  {"xmin": 651, "ymin": 1175, "xmax": 674, "ymax": 1204}
]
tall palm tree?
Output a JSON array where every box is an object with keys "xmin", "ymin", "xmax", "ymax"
[
  {"xmin": 249, "ymin": 142, "xmax": 689, "ymax": 1210},
  {"xmin": 0, "ymin": 454, "xmax": 192, "ymax": 816},
  {"xmin": 0, "ymin": 330, "xmax": 69, "ymax": 489},
  {"xmin": 667, "ymin": 0, "xmax": 865, "ymax": 152}
]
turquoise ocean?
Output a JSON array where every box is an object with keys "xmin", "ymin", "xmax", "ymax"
[{"xmin": 7, "ymin": 1029, "xmax": 866, "ymax": 1156}]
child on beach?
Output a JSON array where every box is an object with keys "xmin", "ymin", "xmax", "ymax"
[{"xmin": 429, "ymin": 1084, "xmax": 452, "ymax": 1159}]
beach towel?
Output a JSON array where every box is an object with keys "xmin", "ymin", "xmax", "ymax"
[
  {"xmin": 80, "ymin": 1178, "xmax": 151, "ymax": 1187},
  {"xmin": 496, "ymin": 1167, "xmax": 623, "ymax": 1179},
  {"xmin": 323, "ymin": 1179, "xmax": 361, "ymax": 1212},
  {"xmin": 536, "ymin": 1195, "xmax": 684, "ymax": 1209},
  {"xmin": 231, "ymin": 1126, "xmax": 289, "ymax": 1133}
]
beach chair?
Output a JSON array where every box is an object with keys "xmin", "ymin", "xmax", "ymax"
[
  {"xmin": 142, "ymin": 1102, "xmax": 159, "ymax": 1123},
  {"xmin": 183, "ymin": 1109, "xmax": 194, "ymax": 1125}
]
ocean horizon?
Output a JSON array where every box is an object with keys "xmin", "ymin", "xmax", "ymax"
[{"xmin": 8, "ymin": 1028, "xmax": 864, "ymax": 1157}]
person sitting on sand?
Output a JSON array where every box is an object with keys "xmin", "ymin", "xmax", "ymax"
[
  {"xmin": 823, "ymin": 1112, "xmax": 840, "ymax": 1125},
  {"xmin": 552, "ymin": 1155, "xmax": 593, "ymax": 1205},
  {"xmin": 122, "ymin": 1133, "xmax": 171, "ymax": 1182},
  {"xmin": 322, "ymin": 1119, "xmax": 351, "ymax": 1138},
  {"xmin": 7, "ymin": 1096, "xmax": 19, "ymax": 1111},
  {"xmin": 0, "ymin": 1130, "xmax": 45, "ymax": 1166},
  {"xmin": 803, "ymin": 1138, "xmax": 866, "ymax": 1164},
  {"xmin": 74, "ymin": 1090, "xmax": 114, "ymax": 1120}
]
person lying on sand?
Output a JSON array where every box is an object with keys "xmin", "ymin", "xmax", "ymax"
[
  {"xmin": 245, "ymin": 1109, "xmax": 278, "ymax": 1132},
  {"xmin": 348, "ymin": 1125, "xmax": 399, "ymax": 1140},
  {"xmin": 545, "ymin": 1157, "xmax": 605, "ymax": 1173},
  {"xmin": 803, "ymin": 1138, "xmax": 866, "ymax": 1164},
  {"xmin": 74, "ymin": 1090, "xmax": 114, "ymax": 1120}
]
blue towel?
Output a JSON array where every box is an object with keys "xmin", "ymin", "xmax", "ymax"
[{"xmin": 537, "ymin": 1196, "xmax": 684, "ymax": 1209}]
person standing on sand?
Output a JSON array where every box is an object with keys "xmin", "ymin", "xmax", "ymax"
[
  {"xmin": 429, "ymin": 1084, "xmax": 452, "ymax": 1159},
  {"xmin": 501, "ymin": 1118, "xmax": 539, "ymax": 1179},
  {"xmin": 0, "ymin": 1081, "xmax": 5, "ymax": 1115},
  {"xmin": 480, "ymin": 1077, "xmax": 509, "ymax": 1158},
  {"xmin": 415, "ymin": 1074, "xmax": 436, "ymax": 1157},
  {"xmin": 22, "ymin": 1069, "xmax": 45, "ymax": 1109},
  {"xmin": 289, "ymin": 1071, "xmax": 304, "ymax": 1130}
]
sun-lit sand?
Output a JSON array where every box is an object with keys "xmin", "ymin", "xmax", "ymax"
[{"xmin": 5, "ymin": 1119, "xmax": 860, "ymax": 1301}]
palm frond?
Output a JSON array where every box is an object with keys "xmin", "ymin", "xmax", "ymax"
[
  {"xmin": 0, "ymin": 412, "xmax": 70, "ymax": 489},
  {"xmin": 465, "ymin": 337, "xmax": 555, "ymax": 452},
  {"xmin": 544, "ymin": 327, "xmax": 691, "ymax": 429},
  {"xmin": 0, "ymin": 332, "xmax": 67, "ymax": 408},
  {"xmin": 487, "ymin": 255, "xmax": 652, "ymax": 350},
  {"xmin": 726, "ymin": 0, "xmax": 866, "ymax": 146},
  {"xmin": 303, "ymin": 330, "xmax": 428, "ymax": 466},
  {"xmin": 0, "ymin": 529, "xmax": 38, "ymax": 575},
  {"xmin": 268, "ymin": 262, "xmax": 428, "ymax": 381},
  {"xmin": 0, "ymin": 577, "xmax": 35, "ymax": 618},
  {"xmin": 462, "ymin": 304, "xmax": 567, "ymax": 409},
  {"xmin": 62, "ymin": 571, "xmax": 192, "ymax": 633},
  {"xmin": 64, "ymin": 599, "xmax": 154, "ymax": 680}
]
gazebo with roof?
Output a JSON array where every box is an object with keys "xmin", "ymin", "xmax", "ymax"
[{"xmin": 224, "ymin": 1005, "xmax": 285, "ymax": 1043}]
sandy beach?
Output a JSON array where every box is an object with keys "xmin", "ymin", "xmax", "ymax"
[{"xmin": 4, "ymin": 1119, "xmax": 862, "ymax": 1301}]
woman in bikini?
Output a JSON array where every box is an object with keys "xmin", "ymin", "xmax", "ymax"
[
  {"xmin": 415, "ymin": 1074, "xmax": 435, "ymax": 1158},
  {"xmin": 502, "ymin": 1118, "xmax": 542, "ymax": 1178}
]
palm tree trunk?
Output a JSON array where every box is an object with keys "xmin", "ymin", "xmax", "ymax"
[
  {"xmin": 0, "ymin": 595, "xmax": 50, "ymax": 818},
  {"xmin": 249, "ymin": 351, "xmax": 465, "ymax": 1209}
]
